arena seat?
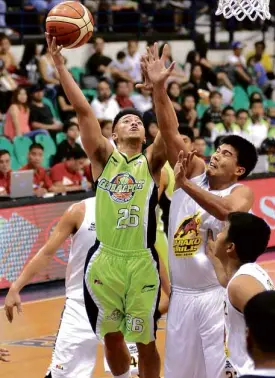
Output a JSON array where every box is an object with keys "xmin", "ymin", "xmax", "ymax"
[
  {"xmin": 232, "ymin": 86, "xmax": 249, "ymax": 111},
  {"xmin": 56, "ymin": 132, "xmax": 66, "ymax": 145},
  {"xmin": 42, "ymin": 97, "xmax": 60, "ymax": 120},
  {"xmin": 0, "ymin": 136, "xmax": 14, "ymax": 155},
  {"xmin": 13, "ymin": 136, "xmax": 32, "ymax": 166}
]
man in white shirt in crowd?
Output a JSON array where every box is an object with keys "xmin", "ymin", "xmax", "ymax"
[{"xmin": 90, "ymin": 78, "xmax": 120, "ymax": 121}]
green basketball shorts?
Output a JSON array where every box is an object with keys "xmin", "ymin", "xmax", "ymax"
[{"xmin": 84, "ymin": 240, "xmax": 161, "ymax": 344}]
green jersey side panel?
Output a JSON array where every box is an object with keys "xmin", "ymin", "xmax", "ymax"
[{"xmin": 96, "ymin": 149, "xmax": 158, "ymax": 250}]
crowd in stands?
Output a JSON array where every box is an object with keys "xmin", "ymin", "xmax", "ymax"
[{"xmin": 0, "ymin": 33, "xmax": 275, "ymax": 199}]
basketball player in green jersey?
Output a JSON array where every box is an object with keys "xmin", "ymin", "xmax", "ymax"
[
  {"xmin": 155, "ymin": 127, "xmax": 195, "ymax": 273},
  {"xmin": 46, "ymin": 34, "xmax": 175, "ymax": 378}
]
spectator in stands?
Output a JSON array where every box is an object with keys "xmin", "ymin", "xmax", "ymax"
[
  {"xmin": 250, "ymin": 92, "xmax": 263, "ymax": 103},
  {"xmin": 211, "ymin": 106, "xmax": 240, "ymax": 143},
  {"xmin": 50, "ymin": 149, "xmax": 89, "ymax": 192},
  {"xmin": 85, "ymin": 37, "xmax": 112, "ymax": 80},
  {"xmin": 0, "ymin": 58, "xmax": 17, "ymax": 114},
  {"xmin": 57, "ymin": 84, "xmax": 76, "ymax": 122},
  {"xmin": 114, "ymin": 79, "xmax": 134, "ymax": 109},
  {"xmin": 0, "ymin": 34, "xmax": 17, "ymax": 73},
  {"xmin": 177, "ymin": 94, "xmax": 198, "ymax": 133},
  {"xmin": 52, "ymin": 121, "xmax": 81, "ymax": 166},
  {"xmin": 247, "ymin": 56, "xmax": 274, "ymax": 99},
  {"xmin": 19, "ymin": 43, "xmax": 40, "ymax": 85},
  {"xmin": 167, "ymin": 81, "xmax": 182, "ymax": 112},
  {"xmin": 145, "ymin": 121, "xmax": 158, "ymax": 147},
  {"xmin": 183, "ymin": 63, "xmax": 211, "ymax": 104},
  {"xmin": 193, "ymin": 137, "xmax": 207, "ymax": 161},
  {"xmin": 109, "ymin": 51, "xmax": 133, "ymax": 82},
  {"xmin": 159, "ymin": 42, "xmax": 186, "ymax": 84},
  {"xmin": 248, "ymin": 100, "xmax": 270, "ymax": 149},
  {"xmin": 143, "ymin": 102, "xmax": 157, "ymax": 128},
  {"xmin": 131, "ymin": 85, "xmax": 152, "ymax": 114},
  {"xmin": 200, "ymin": 91, "xmax": 223, "ymax": 138},
  {"xmin": 39, "ymin": 43, "xmax": 59, "ymax": 99},
  {"xmin": 29, "ymin": 84, "xmax": 62, "ymax": 139},
  {"xmin": 247, "ymin": 41, "xmax": 273, "ymax": 77},
  {"xmin": 240, "ymin": 291, "xmax": 275, "ymax": 378},
  {"xmin": 235, "ymin": 109, "xmax": 251, "ymax": 141},
  {"xmin": 90, "ymin": 79, "xmax": 120, "ymax": 121},
  {"xmin": 227, "ymin": 41, "xmax": 252, "ymax": 87},
  {"xmin": 0, "ymin": 149, "xmax": 11, "ymax": 195},
  {"xmin": 28, "ymin": 0, "xmax": 63, "ymax": 13},
  {"xmin": 4, "ymin": 87, "xmax": 48, "ymax": 140},
  {"xmin": 99, "ymin": 119, "xmax": 116, "ymax": 147},
  {"xmin": 21, "ymin": 143, "xmax": 59, "ymax": 197},
  {"xmin": 185, "ymin": 50, "xmax": 233, "ymax": 90},
  {"xmin": 125, "ymin": 40, "xmax": 142, "ymax": 83}
]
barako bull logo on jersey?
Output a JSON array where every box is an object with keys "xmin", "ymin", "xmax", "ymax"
[
  {"xmin": 98, "ymin": 173, "xmax": 145, "ymax": 203},
  {"xmin": 173, "ymin": 212, "xmax": 202, "ymax": 257}
]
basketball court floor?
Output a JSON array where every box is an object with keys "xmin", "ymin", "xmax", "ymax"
[{"xmin": 0, "ymin": 254, "xmax": 274, "ymax": 378}]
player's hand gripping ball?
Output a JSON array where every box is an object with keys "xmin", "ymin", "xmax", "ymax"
[{"xmin": 46, "ymin": 1, "xmax": 94, "ymax": 49}]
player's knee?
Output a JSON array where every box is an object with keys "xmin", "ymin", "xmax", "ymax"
[{"xmin": 104, "ymin": 331, "xmax": 124, "ymax": 350}]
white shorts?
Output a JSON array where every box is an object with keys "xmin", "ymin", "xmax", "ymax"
[
  {"xmin": 164, "ymin": 286, "xmax": 225, "ymax": 378},
  {"xmin": 46, "ymin": 297, "xmax": 98, "ymax": 378}
]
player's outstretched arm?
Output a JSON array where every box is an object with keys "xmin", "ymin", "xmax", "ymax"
[
  {"xmin": 142, "ymin": 43, "xmax": 205, "ymax": 177},
  {"xmin": 175, "ymin": 151, "xmax": 254, "ymax": 221},
  {"xmin": 45, "ymin": 34, "xmax": 113, "ymax": 174},
  {"xmin": 4, "ymin": 203, "xmax": 83, "ymax": 323},
  {"xmin": 228, "ymin": 275, "xmax": 267, "ymax": 313}
]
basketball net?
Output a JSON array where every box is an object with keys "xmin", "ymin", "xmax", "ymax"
[{"xmin": 216, "ymin": 0, "xmax": 271, "ymax": 21}]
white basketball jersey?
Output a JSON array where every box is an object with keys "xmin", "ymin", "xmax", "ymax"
[
  {"xmin": 169, "ymin": 172, "xmax": 241, "ymax": 290},
  {"xmin": 65, "ymin": 197, "xmax": 96, "ymax": 301},
  {"xmin": 224, "ymin": 263, "xmax": 274, "ymax": 376}
]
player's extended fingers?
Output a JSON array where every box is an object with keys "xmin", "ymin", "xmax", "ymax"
[
  {"xmin": 182, "ymin": 158, "xmax": 187, "ymax": 173},
  {"xmin": 177, "ymin": 150, "xmax": 184, "ymax": 164},
  {"xmin": 57, "ymin": 44, "xmax": 63, "ymax": 54},
  {"xmin": 45, "ymin": 32, "xmax": 52, "ymax": 48},
  {"xmin": 5, "ymin": 305, "xmax": 13, "ymax": 323},
  {"xmin": 52, "ymin": 36, "xmax": 58, "ymax": 53},
  {"xmin": 146, "ymin": 46, "xmax": 154, "ymax": 63},
  {"xmin": 153, "ymin": 42, "xmax": 159, "ymax": 61},
  {"xmin": 0, "ymin": 350, "xmax": 10, "ymax": 362},
  {"xmin": 161, "ymin": 43, "xmax": 170, "ymax": 63},
  {"xmin": 167, "ymin": 61, "xmax": 176, "ymax": 74}
]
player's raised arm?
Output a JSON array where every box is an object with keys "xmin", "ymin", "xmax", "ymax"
[
  {"xmin": 143, "ymin": 43, "xmax": 205, "ymax": 177},
  {"xmin": 45, "ymin": 34, "xmax": 113, "ymax": 175},
  {"xmin": 4, "ymin": 203, "xmax": 83, "ymax": 323}
]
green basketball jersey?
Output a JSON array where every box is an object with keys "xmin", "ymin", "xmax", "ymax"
[{"xmin": 96, "ymin": 149, "xmax": 158, "ymax": 250}]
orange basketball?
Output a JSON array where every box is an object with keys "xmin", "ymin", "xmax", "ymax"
[{"xmin": 46, "ymin": 1, "xmax": 94, "ymax": 49}]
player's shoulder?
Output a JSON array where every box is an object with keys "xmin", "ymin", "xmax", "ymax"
[
  {"xmin": 67, "ymin": 201, "xmax": 86, "ymax": 217},
  {"xmin": 231, "ymin": 183, "xmax": 253, "ymax": 197}
]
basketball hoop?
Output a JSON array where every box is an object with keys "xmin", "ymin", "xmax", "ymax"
[{"xmin": 216, "ymin": 0, "xmax": 271, "ymax": 21}]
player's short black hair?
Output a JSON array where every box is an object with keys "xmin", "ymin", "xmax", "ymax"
[
  {"xmin": 0, "ymin": 149, "xmax": 10, "ymax": 158},
  {"xmin": 222, "ymin": 106, "xmax": 235, "ymax": 116},
  {"xmin": 236, "ymin": 108, "xmax": 249, "ymax": 117},
  {"xmin": 29, "ymin": 143, "xmax": 44, "ymax": 152},
  {"xmin": 178, "ymin": 126, "xmax": 195, "ymax": 142},
  {"xmin": 255, "ymin": 40, "xmax": 266, "ymax": 49},
  {"xmin": 227, "ymin": 212, "xmax": 271, "ymax": 263},
  {"xmin": 66, "ymin": 148, "xmax": 87, "ymax": 160},
  {"xmin": 244, "ymin": 291, "xmax": 275, "ymax": 353},
  {"xmin": 218, "ymin": 135, "xmax": 258, "ymax": 178},
  {"xmin": 112, "ymin": 108, "xmax": 143, "ymax": 131}
]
